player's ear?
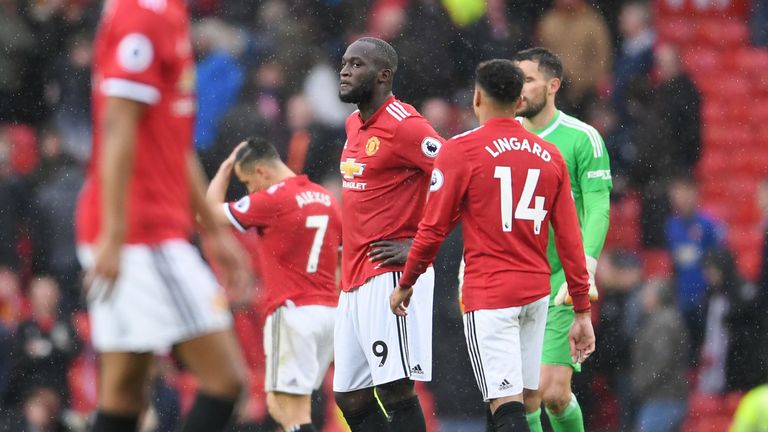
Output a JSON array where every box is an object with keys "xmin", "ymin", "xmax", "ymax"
[
  {"xmin": 379, "ymin": 68, "xmax": 393, "ymax": 84},
  {"xmin": 473, "ymin": 86, "xmax": 481, "ymax": 108},
  {"xmin": 548, "ymin": 77, "xmax": 561, "ymax": 96},
  {"xmin": 514, "ymin": 95, "xmax": 523, "ymax": 112}
]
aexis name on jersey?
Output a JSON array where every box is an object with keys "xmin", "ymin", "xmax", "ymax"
[
  {"xmin": 295, "ymin": 191, "xmax": 332, "ymax": 208},
  {"xmin": 485, "ymin": 137, "xmax": 551, "ymax": 162}
]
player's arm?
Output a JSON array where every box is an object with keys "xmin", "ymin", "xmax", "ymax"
[
  {"xmin": 85, "ymin": 96, "xmax": 144, "ymax": 291},
  {"xmin": 391, "ymin": 142, "xmax": 468, "ymax": 315},
  {"xmin": 188, "ymin": 152, "xmax": 252, "ymax": 296},
  {"xmin": 550, "ymin": 162, "xmax": 596, "ymax": 362},
  {"xmin": 206, "ymin": 144, "xmax": 245, "ymax": 227},
  {"xmin": 555, "ymin": 130, "xmax": 612, "ymax": 305}
]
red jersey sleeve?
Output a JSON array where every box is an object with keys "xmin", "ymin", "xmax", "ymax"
[
  {"xmin": 550, "ymin": 158, "xmax": 592, "ymax": 313},
  {"xmin": 400, "ymin": 141, "xmax": 469, "ymax": 287},
  {"xmin": 223, "ymin": 192, "xmax": 278, "ymax": 232},
  {"xmin": 99, "ymin": 5, "xmax": 169, "ymax": 105},
  {"xmin": 394, "ymin": 117, "xmax": 444, "ymax": 173}
]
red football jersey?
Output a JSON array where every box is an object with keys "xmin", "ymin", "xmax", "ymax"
[
  {"xmin": 400, "ymin": 118, "xmax": 591, "ymax": 313},
  {"xmin": 340, "ymin": 96, "xmax": 444, "ymax": 291},
  {"xmin": 76, "ymin": 0, "xmax": 197, "ymax": 245},
  {"xmin": 224, "ymin": 175, "xmax": 341, "ymax": 316}
]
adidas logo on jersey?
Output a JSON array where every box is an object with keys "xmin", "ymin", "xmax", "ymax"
[
  {"xmin": 498, "ymin": 379, "xmax": 513, "ymax": 391},
  {"xmin": 411, "ymin": 364, "xmax": 424, "ymax": 375}
]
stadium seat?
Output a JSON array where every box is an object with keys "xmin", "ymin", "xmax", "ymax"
[
  {"xmin": 725, "ymin": 391, "xmax": 745, "ymax": 416},
  {"xmin": 683, "ymin": 49, "xmax": 721, "ymax": 75},
  {"xmin": 4, "ymin": 124, "xmax": 38, "ymax": 175},
  {"xmin": 642, "ymin": 249, "xmax": 672, "ymax": 278},
  {"xmin": 688, "ymin": 392, "xmax": 724, "ymax": 417},
  {"xmin": 658, "ymin": 19, "xmax": 697, "ymax": 45},
  {"xmin": 697, "ymin": 19, "xmax": 749, "ymax": 47}
]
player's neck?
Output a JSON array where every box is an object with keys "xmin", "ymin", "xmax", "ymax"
[
  {"xmin": 358, "ymin": 92, "xmax": 393, "ymax": 122},
  {"xmin": 480, "ymin": 105, "xmax": 517, "ymax": 124},
  {"xmin": 525, "ymin": 103, "xmax": 558, "ymax": 130}
]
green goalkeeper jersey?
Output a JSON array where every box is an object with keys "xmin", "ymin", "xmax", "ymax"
[{"xmin": 520, "ymin": 110, "xmax": 612, "ymax": 276}]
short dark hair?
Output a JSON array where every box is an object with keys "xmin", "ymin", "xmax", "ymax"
[
  {"xmin": 513, "ymin": 47, "xmax": 563, "ymax": 80},
  {"xmin": 235, "ymin": 137, "xmax": 279, "ymax": 170},
  {"xmin": 475, "ymin": 59, "xmax": 524, "ymax": 104},
  {"xmin": 357, "ymin": 37, "xmax": 398, "ymax": 73}
]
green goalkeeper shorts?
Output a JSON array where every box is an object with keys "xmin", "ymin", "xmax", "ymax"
[{"xmin": 542, "ymin": 268, "xmax": 581, "ymax": 372}]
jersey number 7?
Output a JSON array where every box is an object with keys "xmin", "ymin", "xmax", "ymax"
[
  {"xmin": 493, "ymin": 167, "xmax": 547, "ymax": 235},
  {"xmin": 305, "ymin": 215, "xmax": 329, "ymax": 273}
]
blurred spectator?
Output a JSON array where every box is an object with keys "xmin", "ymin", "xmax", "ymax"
[
  {"xmin": 420, "ymin": 97, "xmax": 459, "ymax": 138},
  {"xmin": 1, "ymin": 386, "xmax": 67, "ymax": 431},
  {"xmin": 623, "ymin": 77, "xmax": 667, "ymax": 246},
  {"xmin": 285, "ymin": 94, "xmax": 346, "ymax": 186},
  {"xmin": 26, "ymin": 128, "xmax": 84, "ymax": 315},
  {"xmin": 699, "ymin": 248, "xmax": 768, "ymax": 393},
  {"xmin": 538, "ymin": 0, "xmax": 612, "ymax": 117},
  {"xmin": 612, "ymin": 1, "xmax": 655, "ymax": 125},
  {"xmin": 631, "ymin": 279, "xmax": 689, "ymax": 432},
  {"xmin": 665, "ymin": 176, "xmax": 723, "ymax": 365},
  {"xmin": 193, "ymin": 19, "xmax": 246, "ymax": 160},
  {"xmin": 758, "ymin": 178, "xmax": 768, "ymax": 291},
  {"xmin": 0, "ymin": 129, "xmax": 25, "ymax": 271},
  {"xmin": 49, "ymin": 32, "xmax": 93, "ymax": 163},
  {"xmin": 592, "ymin": 249, "xmax": 643, "ymax": 429},
  {"xmin": 3, "ymin": 276, "xmax": 80, "ymax": 408},
  {"xmin": 751, "ymin": 0, "xmax": 768, "ymax": 46},
  {"xmin": 0, "ymin": 0, "xmax": 36, "ymax": 123},
  {"xmin": 652, "ymin": 43, "xmax": 701, "ymax": 175}
]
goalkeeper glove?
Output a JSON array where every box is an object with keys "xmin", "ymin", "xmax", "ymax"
[{"xmin": 554, "ymin": 255, "xmax": 598, "ymax": 306}]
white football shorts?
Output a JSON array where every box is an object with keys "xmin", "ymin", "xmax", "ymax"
[
  {"xmin": 333, "ymin": 269, "xmax": 434, "ymax": 392},
  {"xmin": 77, "ymin": 239, "xmax": 232, "ymax": 353},
  {"xmin": 263, "ymin": 303, "xmax": 335, "ymax": 395},
  {"xmin": 463, "ymin": 295, "xmax": 549, "ymax": 402}
]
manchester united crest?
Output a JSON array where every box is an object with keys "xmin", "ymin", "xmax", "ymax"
[{"xmin": 365, "ymin": 136, "xmax": 380, "ymax": 156}]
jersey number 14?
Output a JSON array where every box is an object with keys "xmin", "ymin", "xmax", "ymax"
[{"xmin": 493, "ymin": 167, "xmax": 547, "ymax": 235}]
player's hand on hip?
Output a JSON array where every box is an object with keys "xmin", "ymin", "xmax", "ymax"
[
  {"xmin": 368, "ymin": 238, "xmax": 413, "ymax": 268},
  {"xmin": 390, "ymin": 284, "xmax": 413, "ymax": 316},
  {"xmin": 207, "ymin": 229, "xmax": 254, "ymax": 302},
  {"xmin": 84, "ymin": 235, "xmax": 122, "ymax": 302},
  {"xmin": 554, "ymin": 256, "xmax": 599, "ymax": 306},
  {"xmin": 568, "ymin": 311, "xmax": 596, "ymax": 364}
]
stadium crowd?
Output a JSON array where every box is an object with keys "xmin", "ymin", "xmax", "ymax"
[{"xmin": 0, "ymin": 0, "xmax": 767, "ymax": 430}]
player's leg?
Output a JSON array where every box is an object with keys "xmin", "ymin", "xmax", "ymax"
[
  {"xmin": 539, "ymin": 304, "xmax": 584, "ymax": 432},
  {"xmin": 156, "ymin": 241, "xmax": 245, "ymax": 432},
  {"xmin": 78, "ymin": 244, "xmax": 187, "ymax": 432},
  {"xmin": 174, "ymin": 330, "xmax": 246, "ymax": 432},
  {"xmin": 266, "ymin": 392, "xmax": 312, "ymax": 430},
  {"xmin": 265, "ymin": 305, "xmax": 335, "ymax": 431},
  {"xmin": 92, "ymin": 352, "xmax": 154, "ymax": 432},
  {"xmin": 375, "ymin": 270, "xmax": 435, "ymax": 432},
  {"xmin": 519, "ymin": 295, "xmax": 550, "ymax": 432},
  {"xmin": 463, "ymin": 308, "xmax": 529, "ymax": 432},
  {"xmin": 333, "ymin": 289, "xmax": 389, "ymax": 431}
]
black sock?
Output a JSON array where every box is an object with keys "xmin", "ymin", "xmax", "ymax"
[
  {"xmin": 384, "ymin": 396, "xmax": 426, "ymax": 432},
  {"xmin": 181, "ymin": 392, "xmax": 237, "ymax": 432},
  {"xmin": 286, "ymin": 424, "xmax": 316, "ymax": 432},
  {"xmin": 492, "ymin": 401, "xmax": 529, "ymax": 432},
  {"xmin": 486, "ymin": 403, "xmax": 495, "ymax": 432},
  {"xmin": 342, "ymin": 397, "xmax": 390, "ymax": 432},
  {"xmin": 91, "ymin": 411, "xmax": 139, "ymax": 432}
]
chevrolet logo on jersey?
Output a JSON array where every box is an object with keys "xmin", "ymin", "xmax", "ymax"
[{"xmin": 340, "ymin": 158, "xmax": 365, "ymax": 179}]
